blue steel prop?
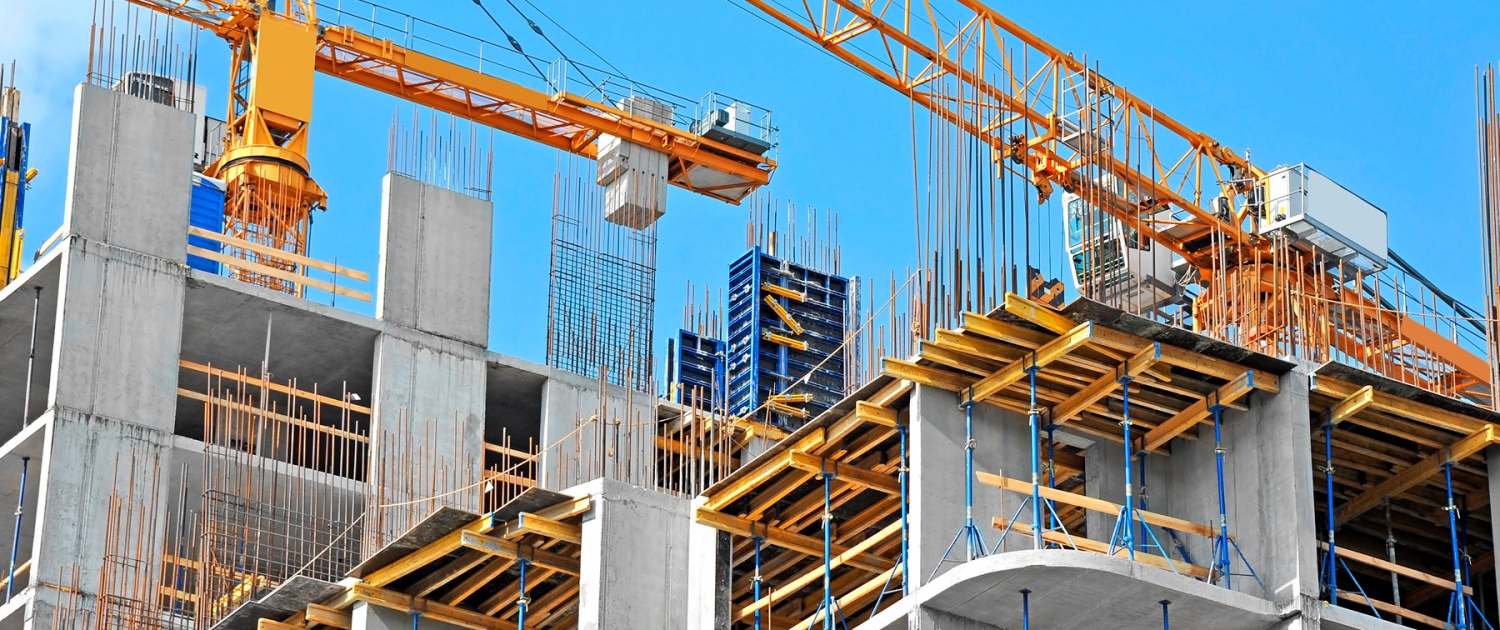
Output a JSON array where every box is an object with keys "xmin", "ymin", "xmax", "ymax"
[
  {"xmin": 992, "ymin": 369, "xmax": 1077, "ymax": 552},
  {"xmin": 753, "ymin": 536, "xmax": 764, "ymax": 630},
  {"xmin": 517, "ymin": 559, "xmax": 531, "ymax": 629},
  {"xmin": 1205, "ymin": 389, "xmax": 1266, "ymax": 595},
  {"xmin": 1442, "ymin": 462, "xmax": 1495, "ymax": 629},
  {"xmin": 815, "ymin": 466, "xmax": 849, "ymax": 630},
  {"xmin": 931, "ymin": 391, "xmax": 988, "ymax": 579},
  {"xmin": 5, "ymin": 456, "xmax": 25, "ymax": 602},
  {"xmin": 1316, "ymin": 415, "xmax": 1382, "ymax": 619},
  {"xmin": 1160, "ymin": 600, "xmax": 1171, "ymax": 630},
  {"xmin": 1020, "ymin": 589, "xmax": 1031, "ymax": 630},
  {"xmin": 870, "ymin": 423, "xmax": 909, "ymax": 619},
  {"xmin": 1105, "ymin": 370, "xmax": 1181, "ymax": 575}
]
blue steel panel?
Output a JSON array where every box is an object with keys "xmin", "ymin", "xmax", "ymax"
[{"xmin": 187, "ymin": 175, "xmax": 226, "ymax": 273}]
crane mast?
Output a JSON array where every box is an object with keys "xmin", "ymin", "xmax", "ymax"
[
  {"xmin": 124, "ymin": 0, "xmax": 777, "ymax": 289},
  {"xmin": 743, "ymin": 0, "xmax": 1490, "ymax": 401}
]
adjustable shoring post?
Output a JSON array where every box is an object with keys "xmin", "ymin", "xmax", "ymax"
[
  {"xmin": 517, "ymin": 558, "xmax": 531, "ymax": 630},
  {"xmin": 1384, "ymin": 499, "xmax": 1402, "ymax": 625},
  {"xmin": 752, "ymin": 535, "xmax": 764, "ymax": 630},
  {"xmin": 1020, "ymin": 589, "xmax": 1031, "ymax": 630},
  {"xmin": 1319, "ymin": 415, "xmax": 1338, "ymax": 604},
  {"xmin": 1208, "ymin": 389, "xmax": 1266, "ymax": 594},
  {"xmin": 1160, "ymin": 600, "xmax": 1171, "ymax": 630},
  {"xmin": 1027, "ymin": 365, "xmax": 1044, "ymax": 549},
  {"xmin": 870, "ymin": 423, "xmax": 910, "ymax": 619},
  {"xmin": 1108, "ymin": 366, "xmax": 1137, "ymax": 560},
  {"xmin": 1045, "ymin": 424, "xmax": 1058, "ymax": 532},
  {"xmin": 818, "ymin": 464, "xmax": 847, "ymax": 630},
  {"xmin": 1442, "ymin": 461, "xmax": 1494, "ymax": 629},
  {"xmin": 933, "ymin": 388, "xmax": 988, "ymax": 580}
]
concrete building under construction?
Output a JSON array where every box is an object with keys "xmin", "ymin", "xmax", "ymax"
[{"xmin": 3, "ymin": 1, "xmax": 1500, "ymax": 630}]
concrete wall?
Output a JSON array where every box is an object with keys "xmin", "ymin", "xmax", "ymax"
[
  {"xmin": 908, "ymin": 385, "xmax": 1032, "ymax": 587},
  {"xmin": 571, "ymin": 478, "xmax": 691, "ymax": 630},
  {"xmin": 376, "ymin": 174, "xmax": 493, "ymax": 347},
  {"xmin": 538, "ymin": 375, "xmax": 656, "ymax": 490},
  {"xmin": 685, "ymin": 498, "xmax": 731, "ymax": 630},
  {"xmin": 911, "ymin": 606, "xmax": 1002, "ymax": 630}
]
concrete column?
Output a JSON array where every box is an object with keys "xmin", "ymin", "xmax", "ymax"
[
  {"xmin": 572, "ymin": 478, "xmax": 691, "ymax": 630},
  {"xmin": 1163, "ymin": 368, "xmax": 1317, "ymax": 605},
  {"xmin": 1487, "ymin": 445, "xmax": 1500, "ymax": 609},
  {"xmin": 376, "ymin": 174, "xmax": 493, "ymax": 347},
  {"xmin": 27, "ymin": 84, "xmax": 193, "ymax": 629},
  {"xmin": 908, "ymin": 385, "xmax": 1031, "ymax": 587},
  {"xmin": 684, "ymin": 498, "xmax": 731, "ymax": 630},
  {"xmin": 538, "ymin": 374, "xmax": 656, "ymax": 490},
  {"xmin": 368, "ymin": 331, "xmax": 486, "ymax": 546},
  {"xmin": 350, "ymin": 602, "xmax": 467, "ymax": 630}
]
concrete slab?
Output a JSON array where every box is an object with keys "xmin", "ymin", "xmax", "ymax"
[
  {"xmin": 904, "ymin": 550, "xmax": 1281, "ymax": 630},
  {"xmin": 210, "ymin": 575, "xmax": 343, "ymax": 630},
  {"xmin": 348, "ymin": 506, "xmax": 479, "ymax": 579}
]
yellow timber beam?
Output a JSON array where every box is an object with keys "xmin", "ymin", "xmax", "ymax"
[
  {"xmin": 1050, "ymin": 343, "xmax": 1161, "ymax": 425},
  {"xmin": 693, "ymin": 507, "xmax": 894, "ymax": 573},
  {"xmin": 1312, "ymin": 376, "xmax": 1489, "ymax": 435},
  {"xmin": 362, "ymin": 514, "xmax": 497, "ymax": 587},
  {"xmin": 1334, "ymin": 424, "xmax": 1497, "ymax": 526},
  {"xmin": 1138, "ymin": 371, "xmax": 1255, "ymax": 453},
  {"xmin": 785, "ymin": 452, "xmax": 899, "ymax": 495},
  {"xmin": 459, "ymin": 530, "xmax": 581, "ymax": 576},
  {"xmin": 1328, "ymin": 385, "xmax": 1376, "ymax": 425},
  {"xmin": 965, "ymin": 321, "xmax": 1099, "ymax": 404},
  {"xmin": 733, "ymin": 520, "xmax": 901, "ymax": 623}
]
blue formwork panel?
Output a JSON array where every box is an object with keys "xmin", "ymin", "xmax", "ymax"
[
  {"xmin": 188, "ymin": 173, "xmax": 226, "ymax": 274},
  {"xmin": 674, "ymin": 329, "xmax": 726, "ymax": 409},
  {"xmin": 726, "ymin": 247, "xmax": 849, "ymax": 429}
]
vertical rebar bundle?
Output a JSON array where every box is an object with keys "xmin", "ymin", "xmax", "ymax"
[
  {"xmin": 387, "ymin": 107, "xmax": 495, "ymax": 200},
  {"xmin": 1479, "ymin": 64, "xmax": 1500, "ymax": 402}
]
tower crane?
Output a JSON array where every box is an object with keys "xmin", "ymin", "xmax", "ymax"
[
  {"xmin": 122, "ymin": 0, "xmax": 776, "ymax": 291},
  {"xmin": 741, "ymin": 0, "xmax": 1490, "ymax": 402}
]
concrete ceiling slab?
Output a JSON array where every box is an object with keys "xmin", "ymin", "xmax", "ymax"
[{"xmin": 0, "ymin": 254, "xmax": 61, "ymax": 432}]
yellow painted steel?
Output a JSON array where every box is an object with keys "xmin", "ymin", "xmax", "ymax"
[
  {"xmin": 763, "ymin": 295, "xmax": 805, "ymax": 335},
  {"xmin": 762, "ymin": 331, "xmax": 808, "ymax": 351},
  {"xmin": 0, "ymin": 169, "xmax": 20, "ymax": 288},
  {"xmin": 761, "ymin": 282, "xmax": 805, "ymax": 301},
  {"xmin": 768, "ymin": 393, "xmax": 813, "ymax": 404}
]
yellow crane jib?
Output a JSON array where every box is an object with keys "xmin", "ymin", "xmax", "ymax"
[
  {"xmin": 761, "ymin": 331, "xmax": 808, "ymax": 352},
  {"xmin": 762, "ymin": 295, "xmax": 805, "ymax": 335}
]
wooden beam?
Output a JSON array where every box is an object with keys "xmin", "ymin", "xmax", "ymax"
[
  {"xmin": 1139, "ymin": 371, "xmax": 1254, "ymax": 453},
  {"xmin": 967, "ymin": 322, "xmax": 1098, "ymax": 404},
  {"xmin": 305, "ymin": 604, "xmax": 351, "ymax": 629},
  {"xmin": 1317, "ymin": 542, "xmax": 1471, "ymax": 595},
  {"xmin": 440, "ymin": 558, "xmax": 514, "ymax": 606},
  {"xmin": 693, "ymin": 508, "xmax": 893, "ymax": 573},
  {"xmin": 534, "ymin": 495, "xmax": 592, "ymax": 522},
  {"xmin": 1334, "ymin": 425, "xmax": 1496, "ymax": 526},
  {"xmin": 735, "ymin": 520, "xmax": 901, "ymax": 622},
  {"xmin": 1312, "ymin": 376, "xmax": 1488, "ymax": 434},
  {"xmin": 501, "ymin": 513, "xmax": 582, "ymax": 545},
  {"xmin": 1335, "ymin": 590, "xmax": 1445, "ymax": 630},
  {"xmin": 991, "ymin": 517, "xmax": 1210, "ymax": 580},
  {"xmin": 363, "ymin": 514, "xmax": 497, "ymax": 587},
  {"xmin": 179, "ymin": 360, "xmax": 374, "ymax": 415},
  {"xmin": 1051, "ymin": 344, "xmax": 1161, "ymax": 425},
  {"xmin": 189, "ymin": 226, "xmax": 369, "ymax": 282},
  {"xmin": 346, "ymin": 583, "xmax": 539, "ymax": 630},
  {"xmin": 704, "ymin": 450, "xmax": 797, "ymax": 512},
  {"xmin": 789, "ymin": 564, "xmax": 901, "ymax": 630},
  {"xmin": 882, "ymin": 357, "xmax": 975, "ymax": 391},
  {"xmin": 1001, "ymin": 292, "xmax": 1076, "ymax": 334},
  {"xmin": 459, "ymin": 530, "xmax": 581, "ymax": 575},
  {"xmin": 406, "ymin": 549, "xmax": 489, "ymax": 597},
  {"xmin": 854, "ymin": 401, "xmax": 899, "ymax": 427},
  {"xmin": 977, "ymin": 471, "xmax": 1216, "ymax": 538},
  {"xmin": 1329, "ymin": 385, "xmax": 1375, "ymax": 425},
  {"xmin": 786, "ymin": 452, "xmax": 899, "ymax": 495},
  {"xmin": 187, "ymin": 245, "xmax": 372, "ymax": 302}
]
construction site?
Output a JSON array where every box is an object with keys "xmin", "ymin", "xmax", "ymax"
[{"xmin": 0, "ymin": 0, "xmax": 1498, "ymax": 629}]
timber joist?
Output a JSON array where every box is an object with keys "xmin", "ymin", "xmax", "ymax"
[
  {"xmin": 298, "ymin": 497, "xmax": 592, "ymax": 630},
  {"xmin": 1309, "ymin": 371, "xmax": 1500, "ymax": 616}
]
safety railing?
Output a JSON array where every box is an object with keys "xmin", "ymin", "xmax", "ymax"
[{"xmin": 186, "ymin": 227, "xmax": 371, "ymax": 302}]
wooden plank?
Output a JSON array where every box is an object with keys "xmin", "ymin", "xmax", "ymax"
[
  {"xmin": 179, "ymin": 360, "xmax": 375, "ymax": 415},
  {"xmin": 189, "ymin": 226, "xmax": 370, "ymax": 282},
  {"xmin": 1001, "ymin": 292, "xmax": 1077, "ymax": 334},
  {"xmin": 1051, "ymin": 344, "xmax": 1161, "ymax": 425},
  {"xmin": 187, "ymin": 245, "xmax": 372, "ymax": 302},
  {"xmin": 991, "ymin": 517, "xmax": 1210, "ymax": 580},
  {"xmin": 348, "ymin": 583, "xmax": 537, "ymax": 630},
  {"xmin": 1329, "ymin": 385, "xmax": 1375, "ymax": 425},
  {"xmin": 693, "ymin": 508, "xmax": 893, "ymax": 573},
  {"xmin": 305, "ymin": 604, "xmax": 352, "ymax": 629},
  {"xmin": 1139, "ymin": 371, "xmax": 1254, "ymax": 453},
  {"xmin": 501, "ymin": 513, "xmax": 582, "ymax": 545},
  {"xmin": 1334, "ymin": 424, "xmax": 1496, "ymax": 525},
  {"xmin": 854, "ymin": 401, "xmax": 900, "ymax": 427},
  {"xmin": 1318, "ymin": 542, "xmax": 1471, "ymax": 595},
  {"xmin": 977, "ymin": 471, "xmax": 1215, "ymax": 539},
  {"xmin": 176, "ymin": 388, "xmax": 370, "ymax": 446},
  {"xmin": 362, "ymin": 514, "xmax": 497, "ymax": 587},
  {"xmin": 882, "ymin": 357, "xmax": 974, "ymax": 391},
  {"xmin": 1312, "ymin": 376, "xmax": 1488, "ymax": 434},
  {"xmin": 259, "ymin": 620, "xmax": 304, "ymax": 630},
  {"xmin": 1335, "ymin": 590, "xmax": 1446, "ymax": 630},
  {"xmin": 967, "ymin": 322, "xmax": 1097, "ymax": 404},
  {"xmin": 704, "ymin": 450, "xmax": 797, "ymax": 512},
  {"xmin": 440, "ymin": 558, "xmax": 514, "ymax": 606},
  {"xmin": 535, "ymin": 495, "xmax": 591, "ymax": 522},
  {"xmin": 459, "ymin": 530, "xmax": 581, "ymax": 575},
  {"xmin": 786, "ymin": 452, "xmax": 899, "ymax": 495},
  {"xmin": 735, "ymin": 520, "xmax": 901, "ymax": 622},
  {"xmin": 407, "ymin": 549, "xmax": 489, "ymax": 597}
]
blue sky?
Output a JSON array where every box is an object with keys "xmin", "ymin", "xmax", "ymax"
[{"xmin": 5, "ymin": 0, "xmax": 1499, "ymax": 378}]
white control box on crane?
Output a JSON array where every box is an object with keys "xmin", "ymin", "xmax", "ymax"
[{"xmin": 1259, "ymin": 164, "xmax": 1388, "ymax": 272}]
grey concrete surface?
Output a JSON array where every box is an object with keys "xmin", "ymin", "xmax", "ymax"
[
  {"xmin": 0, "ymin": 253, "xmax": 60, "ymax": 432},
  {"xmin": 570, "ymin": 478, "xmax": 691, "ymax": 630},
  {"xmin": 376, "ymin": 174, "xmax": 493, "ymax": 347},
  {"xmin": 62, "ymin": 84, "xmax": 193, "ymax": 263},
  {"xmin": 538, "ymin": 376, "xmax": 656, "ymax": 490},
  {"xmin": 685, "ymin": 497, "xmax": 731, "ymax": 630}
]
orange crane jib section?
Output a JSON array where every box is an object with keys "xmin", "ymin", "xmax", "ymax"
[{"xmin": 743, "ymin": 0, "xmax": 1492, "ymax": 400}]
